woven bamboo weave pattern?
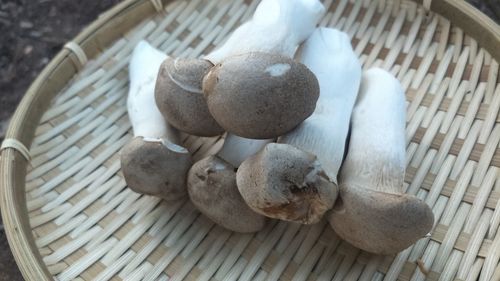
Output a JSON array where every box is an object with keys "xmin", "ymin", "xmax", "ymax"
[{"xmin": 15, "ymin": 0, "xmax": 500, "ymax": 280}]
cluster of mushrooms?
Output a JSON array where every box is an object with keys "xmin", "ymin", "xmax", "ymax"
[{"xmin": 120, "ymin": 0, "xmax": 434, "ymax": 255}]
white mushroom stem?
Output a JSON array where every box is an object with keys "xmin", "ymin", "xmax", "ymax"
[
  {"xmin": 217, "ymin": 135, "xmax": 271, "ymax": 167},
  {"xmin": 279, "ymin": 28, "xmax": 362, "ymax": 183},
  {"xmin": 204, "ymin": 0, "xmax": 325, "ymax": 64},
  {"xmin": 208, "ymin": 0, "xmax": 325, "ymax": 163},
  {"xmin": 128, "ymin": 41, "xmax": 182, "ymax": 147},
  {"xmin": 341, "ymin": 68, "xmax": 406, "ymax": 193}
]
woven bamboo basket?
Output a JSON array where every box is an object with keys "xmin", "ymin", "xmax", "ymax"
[{"xmin": 1, "ymin": 0, "xmax": 500, "ymax": 280}]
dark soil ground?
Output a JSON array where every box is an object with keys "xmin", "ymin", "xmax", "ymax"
[
  {"xmin": 0, "ymin": 0, "xmax": 498, "ymax": 280},
  {"xmin": 0, "ymin": 1, "xmax": 121, "ymax": 280},
  {"xmin": 0, "ymin": 0, "xmax": 122, "ymax": 139}
]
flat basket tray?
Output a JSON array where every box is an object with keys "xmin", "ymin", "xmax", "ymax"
[{"xmin": 1, "ymin": 0, "xmax": 500, "ymax": 280}]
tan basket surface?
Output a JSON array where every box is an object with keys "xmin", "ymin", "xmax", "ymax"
[{"xmin": 1, "ymin": 0, "xmax": 500, "ymax": 280}]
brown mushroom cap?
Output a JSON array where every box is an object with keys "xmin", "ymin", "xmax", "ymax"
[
  {"xmin": 188, "ymin": 155, "xmax": 266, "ymax": 233},
  {"xmin": 155, "ymin": 57, "xmax": 224, "ymax": 137},
  {"xmin": 120, "ymin": 136, "xmax": 192, "ymax": 201},
  {"xmin": 236, "ymin": 143, "xmax": 337, "ymax": 224},
  {"xmin": 328, "ymin": 183, "xmax": 434, "ymax": 255},
  {"xmin": 203, "ymin": 52, "xmax": 320, "ymax": 139}
]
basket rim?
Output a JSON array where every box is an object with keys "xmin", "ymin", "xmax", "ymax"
[{"xmin": 1, "ymin": 0, "xmax": 499, "ymax": 280}]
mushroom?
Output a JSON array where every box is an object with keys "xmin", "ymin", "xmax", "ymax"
[
  {"xmin": 236, "ymin": 143, "xmax": 336, "ymax": 224},
  {"xmin": 120, "ymin": 41, "xmax": 191, "ymax": 201},
  {"xmin": 328, "ymin": 68, "xmax": 434, "ymax": 255},
  {"xmin": 155, "ymin": 58, "xmax": 222, "ymax": 136},
  {"xmin": 155, "ymin": 0, "xmax": 325, "ymax": 138},
  {"xmin": 278, "ymin": 28, "xmax": 362, "ymax": 183},
  {"xmin": 203, "ymin": 52, "xmax": 319, "ymax": 139},
  {"xmin": 188, "ymin": 155, "xmax": 266, "ymax": 233}
]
